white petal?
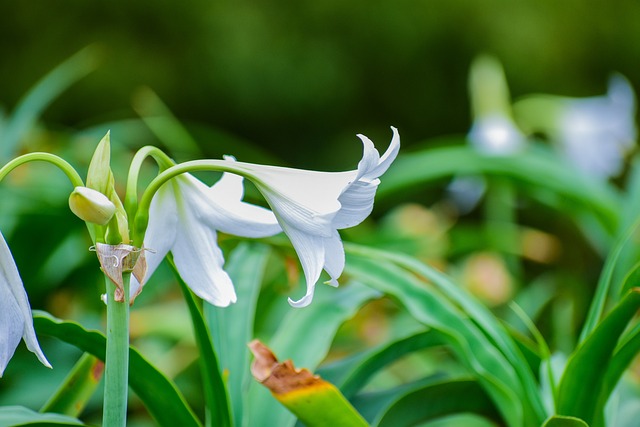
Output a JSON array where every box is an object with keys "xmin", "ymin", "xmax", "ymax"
[
  {"xmin": 333, "ymin": 179, "xmax": 378, "ymax": 229},
  {"xmin": 131, "ymin": 182, "xmax": 179, "ymax": 298},
  {"xmin": 358, "ymin": 126, "xmax": 401, "ymax": 180},
  {"xmin": 171, "ymin": 219, "xmax": 237, "ymax": 307},
  {"xmin": 353, "ymin": 134, "xmax": 381, "ymax": 181},
  {"xmin": 281, "ymin": 222, "xmax": 325, "ymax": 308},
  {"xmin": 0, "ymin": 232, "xmax": 50, "ymax": 369},
  {"xmin": 0, "ymin": 283, "xmax": 23, "ymax": 376},
  {"xmin": 229, "ymin": 161, "xmax": 349, "ymax": 237},
  {"xmin": 323, "ymin": 230, "xmax": 345, "ymax": 286},
  {"xmin": 206, "ymin": 171, "xmax": 281, "ymax": 238}
]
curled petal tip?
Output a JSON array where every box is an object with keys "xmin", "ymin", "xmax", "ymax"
[
  {"xmin": 287, "ymin": 293, "xmax": 314, "ymax": 308},
  {"xmin": 324, "ymin": 278, "xmax": 339, "ymax": 288},
  {"xmin": 223, "ymin": 155, "xmax": 237, "ymax": 162}
]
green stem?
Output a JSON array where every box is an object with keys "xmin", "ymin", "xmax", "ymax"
[
  {"xmin": 124, "ymin": 146, "xmax": 175, "ymax": 223},
  {"xmin": 132, "ymin": 159, "xmax": 262, "ymax": 247},
  {"xmin": 102, "ymin": 272, "xmax": 131, "ymax": 427},
  {"xmin": 0, "ymin": 152, "xmax": 84, "ymax": 187}
]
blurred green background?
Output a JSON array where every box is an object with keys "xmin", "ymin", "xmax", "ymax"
[
  {"xmin": 2, "ymin": 0, "xmax": 639, "ymax": 167},
  {"xmin": 2, "ymin": 1, "xmax": 640, "ymax": 425}
]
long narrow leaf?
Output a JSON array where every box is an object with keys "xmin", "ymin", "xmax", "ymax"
[
  {"xmin": 375, "ymin": 379, "xmax": 501, "ymax": 427},
  {"xmin": 346, "ymin": 243, "xmax": 546, "ymax": 422},
  {"xmin": 169, "ymin": 256, "xmax": 232, "ymax": 427},
  {"xmin": 557, "ymin": 289, "xmax": 640, "ymax": 425},
  {"xmin": 0, "ymin": 406, "xmax": 86, "ymax": 427},
  {"xmin": 204, "ymin": 243, "xmax": 271, "ymax": 427},
  {"xmin": 249, "ymin": 340, "xmax": 368, "ymax": 427},
  {"xmin": 40, "ymin": 353, "xmax": 103, "ymax": 417},
  {"xmin": 345, "ymin": 254, "xmax": 531, "ymax": 427},
  {"xmin": 32, "ymin": 312, "xmax": 202, "ymax": 427},
  {"xmin": 319, "ymin": 330, "xmax": 446, "ymax": 399}
]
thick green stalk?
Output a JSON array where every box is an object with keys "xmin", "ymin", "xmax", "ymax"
[{"xmin": 102, "ymin": 272, "xmax": 131, "ymax": 427}]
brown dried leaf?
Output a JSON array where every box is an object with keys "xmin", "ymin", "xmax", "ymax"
[{"xmin": 248, "ymin": 339, "xmax": 323, "ymax": 395}]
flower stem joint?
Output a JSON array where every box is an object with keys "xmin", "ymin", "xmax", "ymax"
[{"xmin": 91, "ymin": 243, "xmax": 147, "ymax": 303}]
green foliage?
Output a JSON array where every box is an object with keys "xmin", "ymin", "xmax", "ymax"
[
  {"xmin": 32, "ymin": 312, "xmax": 202, "ymax": 427},
  {"xmin": 3, "ymin": 12, "xmax": 640, "ymax": 426}
]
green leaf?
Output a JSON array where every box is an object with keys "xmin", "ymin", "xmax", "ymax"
[
  {"xmin": 40, "ymin": 353, "xmax": 103, "ymax": 417},
  {"xmin": 557, "ymin": 289, "xmax": 640, "ymax": 424},
  {"xmin": 32, "ymin": 312, "xmax": 202, "ymax": 427},
  {"xmin": 245, "ymin": 281, "xmax": 379, "ymax": 427},
  {"xmin": 249, "ymin": 340, "xmax": 368, "ymax": 427},
  {"xmin": 374, "ymin": 379, "xmax": 501, "ymax": 427},
  {"xmin": 0, "ymin": 406, "xmax": 85, "ymax": 426},
  {"xmin": 1, "ymin": 46, "xmax": 99, "ymax": 160},
  {"xmin": 318, "ymin": 330, "xmax": 446, "ymax": 399},
  {"xmin": 169, "ymin": 256, "xmax": 232, "ymax": 427},
  {"xmin": 204, "ymin": 243, "xmax": 271, "ymax": 427},
  {"xmin": 542, "ymin": 415, "xmax": 589, "ymax": 427},
  {"xmin": 579, "ymin": 223, "xmax": 639, "ymax": 343},
  {"xmin": 378, "ymin": 145, "xmax": 620, "ymax": 236},
  {"xmin": 345, "ymin": 244, "xmax": 546, "ymax": 425},
  {"xmin": 344, "ymin": 253, "xmax": 532, "ymax": 427}
]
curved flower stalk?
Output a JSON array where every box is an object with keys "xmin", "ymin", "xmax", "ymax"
[
  {"xmin": 130, "ymin": 169, "xmax": 282, "ymax": 306},
  {"xmin": 226, "ymin": 127, "xmax": 400, "ymax": 307},
  {"xmin": 0, "ymin": 231, "xmax": 51, "ymax": 376}
]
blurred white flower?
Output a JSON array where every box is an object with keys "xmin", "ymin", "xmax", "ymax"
[
  {"xmin": 0, "ymin": 231, "xmax": 50, "ymax": 376},
  {"xmin": 229, "ymin": 127, "xmax": 400, "ymax": 307},
  {"xmin": 468, "ymin": 114, "xmax": 526, "ymax": 155},
  {"xmin": 131, "ymin": 171, "xmax": 281, "ymax": 307},
  {"xmin": 467, "ymin": 55, "xmax": 526, "ymax": 155},
  {"xmin": 558, "ymin": 74, "xmax": 636, "ymax": 179}
]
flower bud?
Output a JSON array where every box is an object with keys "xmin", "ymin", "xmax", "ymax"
[
  {"xmin": 69, "ymin": 186, "xmax": 116, "ymax": 225},
  {"xmin": 87, "ymin": 131, "xmax": 112, "ymax": 195}
]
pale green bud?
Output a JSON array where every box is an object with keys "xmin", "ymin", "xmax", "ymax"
[
  {"xmin": 69, "ymin": 186, "xmax": 116, "ymax": 225},
  {"xmin": 86, "ymin": 131, "xmax": 112, "ymax": 194}
]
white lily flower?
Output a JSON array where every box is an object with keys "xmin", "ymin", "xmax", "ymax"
[
  {"xmin": 558, "ymin": 74, "xmax": 637, "ymax": 179},
  {"xmin": 131, "ymin": 170, "xmax": 281, "ymax": 306},
  {"xmin": 229, "ymin": 127, "xmax": 400, "ymax": 307},
  {"xmin": 0, "ymin": 231, "xmax": 51, "ymax": 376}
]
